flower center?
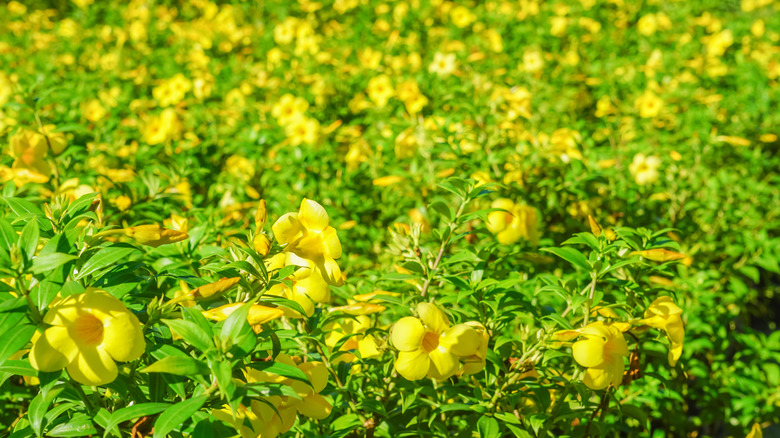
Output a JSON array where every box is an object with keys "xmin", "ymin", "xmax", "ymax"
[
  {"xmin": 421, "ymin": 330, "xmax": 439, "ymax": 352},
  {"xmin": 74, "ymin": 314, "xmax": 104, "ymax": 346}
]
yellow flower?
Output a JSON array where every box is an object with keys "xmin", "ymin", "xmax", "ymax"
[
  {"xmin": 572, "ymin": 321, "xmax": 629, "ymax": 390},
  {"xmin": 639, "ymin": 296, "xmax": 684, "ymax": 366},
  {"xmin": 143, "ymin": 108, "xmax": 181, "ymax": 145},
  {"xmin": 450, "ymin": 6, "xmax": 475, "ymax": 28},
  {"xmin": 523, "ymin": 49, "xmax": 545, "ymax": 73},
  {"xmin": 272, "ymin": 94, "xmax": 309, "ymax": 127},
  {"xmin": 486, "ymin": 199, "xmax": 540, "ymax": 246},
  {"xmin": 29, "ymin": 289, "xmax": 145, "ymax": 386},
  {"xmin": 285, "ymin": 116, "xmax": 320, "ymax": 146},
  {"xmin": 366, "ymin": 75, "xmax": 394, "ymax": 108},
  {"xmin": 637, "ymin": 14, "xmax": 658, "ymax": 36},
  {"xmin": 324, "ymin": 314, "xmax": 381, "ymax": 364},
  {"xmin": 272, "ymin": 199, "xmax": 343, "ymax": 286},
  {"xmin": 635, "ymin": 90, "xmax": 662, "ymax": 118},
  {"xmin": 390, "ymin": 303, "xmax": 483, "ymax": 380},
  {"xmin": 428, "ymin": 52, "xmax": 456, "ymax": 76},
  {"xmin": 628, "ymin": 153, "xmax": 662, "ymax": 185},
  {"xmin": 83, "ymin": 99, "xmax": 107, "ymax": 122},
  {"xmin": 10, "ymin": 129, "xmax": 51, "ymax": 179},
  {"xmin": 266, "ymin": 265, "xmax": 330, "ymax": 318},
  {"xmin": 746, "ymin": 423, "xmax": 763, "ymax": 438}
]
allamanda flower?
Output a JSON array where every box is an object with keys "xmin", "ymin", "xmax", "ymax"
[
  {"xmin": 639, "ymin": 296, "xmax": 684, "ymax": 366},
  {"xmin": 486, "ymin": 198, "xmax": 540, "ymax": 246},
  {"xmin": 572, "ymin": 321, "xmax": 629, "ymax": 390},
  {"xmin": 272, "ymin": 199, "xmax": 343, "ymax": 286},
  {"xmin": 30, "ymin": 289, "xmax": 145, "ymax": 386},
  {"xmin": 390, "ymin": 303, "xmax": 484, "ymax": 381}
]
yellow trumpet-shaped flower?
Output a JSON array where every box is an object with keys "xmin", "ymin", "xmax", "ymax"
[
  {"xmin": 272, "ymin": 199, "xmax": 343, "ymax": 286},
  {"xmin": 29, "ymin": 289, "xmax": 145, "ymax": 386},
  {"xmin": 324, "ymin": 314, "xmax": 381, "ymax": 365},
  {"xmin": 486, "ymin": 198, "xmax": 540, "ymax": 246},
  {"xmin": 572, "ymin": 321, "xmax": 629, "ymax": 390},
  {"xmin": 266, "ymin": 267, "xmax": 330, "ymax": 318},
  {"xmin": 214, "ymin": 353, "xmax": 333, "ymax": 438},
  {"xmin": 390, "ymin": 303, "xmax": 483, "ymax": 381},
  {"xmin": 639, "ymin": 296, "xmax": 684, "ymax": 366}
]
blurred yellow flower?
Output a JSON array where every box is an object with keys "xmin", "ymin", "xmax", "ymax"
[
  {"xmin": 366, "ymin": 75, "xmax": 394, "ymax": 108},
  {"xmin": 635, "ymin": 90, "xmax": 662, "ymax": 118},
  {"xmin": 486, "ymin": 199, "xmax": 540, "ymax": 246},
  {"xmin": 30, "ymin": 289, "xmax": 145, "ymax": 386},
  {"xmin": 628, "ymin": 153, "xmax": 661, "ymax": 185},
  {"xmin": 640, "ymin": 296, "xmax": 684, "ymax": 366},
  {"xmin": 123, "ymin": 224, "xmax": 188, "ymax": 247},
  {"xmin": 429, "ymin": 52, "xmax": 456, "ymax": 76}
]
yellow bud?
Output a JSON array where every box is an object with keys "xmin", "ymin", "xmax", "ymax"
[
  {"xmin": 587, "ymin": 215, "xmax": 602, "ymax": 236},
  {"xmin": 372, "ymin": 175, "xmax": 404, "ymax": 186},
  {"xmin": 631, "ymin": 248, "xmax": 687, "ymax": 262},
  {"xmin": 190, "ymin": 277, "xmax": 241, "ymax": 301},
  {"xmin": 352, "ymin": 291, "xmax": 401, "ymax": 302},
  {"xmin": 330, "ymin": 303, "xmax": 386, "ymax": 315},
  {"xmin": 253, "ymin": 234, "xmax": 272, "ymax": 256},
  {"xmin": 124, "ymin": 224, "xmax": 189, "ymax": 247},
  {"xmin": 255, "ymin": 199, "xmax": 267, "ymax": 229},
  {"xmin": 202, "ymin": 303, "xmax": 284, "ymax": 326}
]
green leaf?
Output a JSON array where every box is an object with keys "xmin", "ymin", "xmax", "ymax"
[
  {"xmin": 0, "ymin": 359, "xmax": 37, "ymax": 376},
  {"xmin": 46, "ymin": 412, "xmax": 98, "ymax": 437},
  {"xmin": 0, "ymin": 219, "xmax": 17, "ymax": 252},
  {"xmin": 2, "ymin": 197, "xmax": 44, "ymax": 218},
  {"xmin": 29, "ymin": 386, "xmax": 64, "ymax": 436},
  {"xmin": 153, "ymin": 395, "xmax": 209, "ymax": 438},
  {"xmin": 220, "ymin": 302, "xmax": 251, "ymax": 346},
  {"xmin": 19, "ymin": 220, "xmax": 40, "ymax": 263},
  {"xmin": 74, "ymin": 246, "xmax": 139, "ymax": 281},
  {"xmin": 162, "ymin": 319, "xmax": 214, "ymax": 352},
  {"xmin": 477, "ymin": 415, "xmax": 500, "ymax": 438},
  {"xmin": 31, "ymin": 253, "xmax": 78, "ymax": 275},
  {"xmin": 141, "ymin": 356, "xmax": 211, "ymax": 376},
  {"xmin": 541, "ymin": 247, "xmax": 591, "ymax": 271},
  {"xmin": 103, "ymin": 403, "xmax": 170, "ymax": 438},
  {"xmin": 0, "ymin": 320, "xmax": 35, "ymax": 367},
  {"xmin": 247, "ymin": 361, "xmax": 310, "ymax": 385}
]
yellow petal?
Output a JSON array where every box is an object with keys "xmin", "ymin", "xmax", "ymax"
[
  {"xmin": 82, "ymin": 288, "xmax": 134, "ymax": 319},
  {"xmin": 321, "ymin": 227, "xmax": 342, "ymax": 259},
  {"xmin": 298, "ymin": 199, "xmax": 330, "ymax": 232},
  {"xmin": 101, "ymin": 311, "xmax": 145, "ymax": 362},
  {"xmin": 427, "ymin": 346, "xmax": 459, "ymax": 380},
  {"xmin": 573, "ymin": 337, "xmax": 605, "ymax": 368},
  {"xmin": 318, "ymin": 256, "xmax": 343, "ymax": 286},
  {"xmin": 247, "ymin": 305, "xmax": 284, "ymax": 325},
  {"xmin": 298, "ymin": 393, "xmax": 332, "ymax": 419},
  {"xmin": 395, "ymin": 349, "xmax": 429, "ymax": 380},
  {"xmin": 391, "ymin": 317, "xmax": 425, "ymax": 351},
  {"xmin": 296, "ymin": 271, "xmax": 330, "ymax": 303},
  {"xmin": 67, "ymin": 347, "xmax": 118, "ymax": 386},
  {"xmin": 665, "ymin": 317, "xmax": 685, "ymax": 366},
  {"xmin": 272, "ymin": 213, "xmax": 303, "ymax": 245},
  {"xmin": 439, "ymin": 324, "xmax": 481, "ymax": 357},
  {"xmin": 417, "ymin": 302, "xmax": 449, "ymax": 334},
  {"xmin": 358, "ymin": 335, "xmax": 381, "ymax": 359},
  {"xmin": 299, "ymin": 361, "xmax": 329, "ymax": 393},
  {"xmin": 746, "ymin": 423, "xmax": 763, "ymax": 438},
  {"xmin": 29, "ymin": 327, "xmax": 77, "ymax": 372},
  {"xmin": 582, "ymin": 362, "xmax": 615, "ymax": 390}
]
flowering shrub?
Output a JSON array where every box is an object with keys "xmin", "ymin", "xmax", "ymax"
[{"xmin": 1, "ymin": 0, "xmax": 779, "ymax": 437}]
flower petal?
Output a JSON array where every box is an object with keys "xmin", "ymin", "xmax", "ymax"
[
  {"xmin": 417, "ymin": 302, "xmax": 449, "ymax": 334},
  {"xmin": 299, "ymin": 361, "xmax": 329, "ymax": 393},
  {"xmin": 395, "ymin": 349, "xmax": 430, "ymax": 381},
  {"xmin": 317, "ymin": 256, "xmax": 343, "ymax": 286},
  {"xmin": 298, "ymin": 393, "xmax": 332, "ymax": 419},
  {"xmin": 67, "ymin": 347, "xmax": 118, "ymax": 386},
  {"xmin": 296, "ymin": 271, "xmax": 330, "ymax": 303},
  {"xmin": 573, "ymin": 337, "xmax": 605, "ymax": 368},
  {"xmin": 298, "ymin": 199, "xmax": 329, "ymax": 232},
  {"xmin": 30, "ymin": 327, "xmax": 77, "ymax": 372},
  {"xmin": 439, "ymin": 324, "xmax": 481, "ymax": 357},
  {"xmin": 665, "ymin": 317, "xmax": 685, "ymax": 366},
  {"xmin": 321, "ymin": 227, "xmax": 342, "ymax": 259},
  {"xmin": 101, "ymin": 312, "xmax": 145, "ymax": 362},
  {"xmin": 272, "ymin": 212, "xmax": 303, "ymax": 245},
  {"xmin": 390, "ymin": 317, "xmax": 425, "ymax": 351},
  {"xmin": 427, "ymin": 346, "xmax": 459, "ymax": 380}
]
